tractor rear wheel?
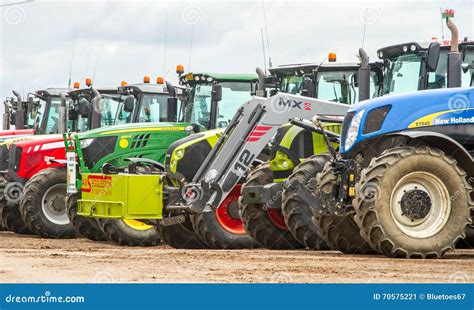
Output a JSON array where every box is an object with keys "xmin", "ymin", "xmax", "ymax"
[
  {"xmin": 99, "ymin": 219, "xmax": 161, "ymax": 247},
  {"xmin": 240, "ymin": 163, "xmax": 303, "ymax": 249},
  {"xmin": 2, "ymin": 202, "xmax": 33, "ymax": 234},
  {"xmin": 354, "ymin": 147, "xmax": 473, "ymax": 258},
  {"xmin": 0, "ymin": 198, "xmax": 7, "ymax": 231},
  {"xmin": 191, "ymin": 185, "xmax": 257, "ymax": 249},
  {"xmin": 20, "ymin": 168, "xmax": 77, "ymax": 239},
  {"xmin": 311, "ymin": 160, "xmax": 375, "ymax": 254},
  {"xmin": 282, "ymin": 154, "xmax": 330, "ymax": 250},
  {"xmin": 67, "ymin": 193, "xmax": 107, "ymax": 241},
  {"xmin": 159, "ymin": 214, "xmax": 208, "ymax": 249}
]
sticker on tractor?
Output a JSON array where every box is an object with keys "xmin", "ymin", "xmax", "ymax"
[
  {"xmin": 409, "ymin": 108, "xmax": 474, "ymax": 128},
  {"xmin": 82, "ymin": 175, "xmax": 113, "ymax": 195},
  {"xmin": 66, "ymin": 152, "xmax": 77, "ymax": 193}
]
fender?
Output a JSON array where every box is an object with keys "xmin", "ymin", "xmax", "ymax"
[{"xmin": 388, "ymin": 130, "xmax": 473, "ymax": 176}]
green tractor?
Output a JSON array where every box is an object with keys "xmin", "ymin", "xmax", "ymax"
[{"xmin": 66, "ymin": 71, "xmax": 261, "ymax": 246}]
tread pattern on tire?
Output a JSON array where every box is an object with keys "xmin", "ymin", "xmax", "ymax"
[
  {"xmin": 67, "ymin": 193, "xmax": 107, "ymax": 241},
  {"xmin": 20, "ymin": 167, "xmax": 77, "ymax": 239},
  {"xmin": 311, "ymin": 161, "xmax": 375, "ymax": 254},
  {"xmin": 99, "ymin": 219, "xmax": 161, "ymax": 247},
  {"xmin": 353, "ymin": 146, "xmax": 474, "ymax": 258},
  {"xmin": 1, "ymin": 201, "xmax": 33, "ymax": 235},
  {"xmin": 282, "ymin": 154, "xmax": 330, "ymax": 250},
  {"xmin": 239, "ymin": 163, "xmax": 304, "ymax": 249},
  {"xmin": 159, "ymin": 216, "xmax": 208, "ymax": 249}
]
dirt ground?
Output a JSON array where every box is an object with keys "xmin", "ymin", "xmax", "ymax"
[{"xmin": 0, "ymin": 232, "xmax": 472, "ymax": 283}]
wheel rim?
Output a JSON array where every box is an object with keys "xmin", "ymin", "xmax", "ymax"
[
  {"xmin": 215, "ymin": 184, "xmax": 246, "ymax": 235},
  {"xmin": 267, "ymin": 209, "xmax": 288, "ymax": 231},
  {"xmin": 390, "ymin": 171, "xmax": 451, "ymax": 239},
  {"xmin": 122, "ymin": 219, "xmax": 154, "ymax": 231},
  {"xmin": 42, "ymin": 183, "xmax": 69, "ymax": 226}
]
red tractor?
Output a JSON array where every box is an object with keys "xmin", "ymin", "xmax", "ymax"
[{"xmin": 0, "ymin": 84, "xmax": 115, "ymax": 234}]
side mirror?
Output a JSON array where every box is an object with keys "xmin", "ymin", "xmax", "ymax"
[
  {"xmin": 269, "ymin": 89, "xmax": 278, "ymax": 96},
  {"xmin": 211, "ymin": 84, "xmax": 222, "ymax": 102},
  {"xmin": 10, "ymin": 111, "xmax": 16, "ymax": 125},
  {"xmin": 68, "ymin": 106, "xmax": 78, "ymax": 120},
  {"xmin": 167, "ymin": 97, "xmax": 178, "ymax": 122},
  {"xmin": 301, "ymin": 77, "xmax": 312, "ymax": 96},
  {"xmin": 27, "ymin": 96, "xmax": 35, "ymax": 114},
  {"xmin": 78, "ymin": 98, "xmax": 90, "ymax": 117},
  {"xmin": 124, "ymin": 95, "xmax": 135, "ymax": 113},
  {"xmin": 426, "ymin": 42, "xmax": 441, "ymax": 72}
]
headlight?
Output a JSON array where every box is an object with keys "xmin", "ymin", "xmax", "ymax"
[
  {"xmin": 344, "ymin": 110, "xmax": 365, "ymax": 151},
  {"xmin": 175, "ymin": 149, "xmax": 184, "ymax": 159},
  {"xmin": 80, "ymin": 138, "xmax": 94, "ymax": 148}
]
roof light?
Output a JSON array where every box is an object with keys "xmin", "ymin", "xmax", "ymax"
[
  {"xmin": 143, "ymin": 76, "xmax": 150, "ymax": 84},
  {"xmin": 328, "ymin": 52, "xmax": 337, "ymax": 62},
  {"xmin": 378, "ymin": 51, "xmax": 383, "ymax": 58},
  {"xmin": 73, "ymin": 82, "xmax": 80, "ymax": 89},
  {"xmin": 403, "ymin": 45, "xmax": 408, "ymax": 53},
  {"xmin": 176, "ymin": 64, "xmax": 184, "ymax": 75},
  {"xmin": 206, "ymin": 77, "xmax": 213, "ymax": 82},
  {"xmin": 156, "ymin": 76, "xmax": 165, "ymax": 84},
  {"xmin": 186, "ymin": 73, "xmax": 193, "ymax": 81},
  {"xmin": 194, "ymin": 76, "xmax": 200, "ymax": 81},
  {"xmin": 410, "ymin": 44, "xmax": 417, "ymax": 51},
  {"xmin": 201, "ymin": 76, "xmax": 206, "ymax": 81},
  {"xmin": 121, "ymin": 81, "xmax": 127, "ymax": 87},
  {"xmin": 85, "ymin": 78, "xmax": 92, "ymax": 87}
]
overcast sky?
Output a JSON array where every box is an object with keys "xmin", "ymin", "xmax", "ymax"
[{"xmin": 1, "ymin": 0, "xmax": 473, "ymax": 102}]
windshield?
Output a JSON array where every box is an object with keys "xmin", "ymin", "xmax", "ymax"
[
  {"xmin": 316, "ymin": 70, "xmax": 361, "ymax": 104},
  {"xmin": 462, "ymin": 49, "xmax": 474, "ymax": 87},
  {"xmin": 138, "ymin": 93, "xmax": 170, "ymax": 122},
  {"xmin": 26, "ymin": 98, "xmax": 46, "ymax": 128},
  {"xmin": 180, "ymin": 81, "xmax": 252, "ymax": 129},
  {"xmin": 75, "ymin": 95, "xmax": 122, "ymax": 132},
  {"xmin": 116, "ymin": 95, "xmax": 135, "ymax": 125},
  {"xmin": 384, "ymin": 54, "xmax": 422, "ymax": 95},
  {"xmin": 43, "ymin": 96, "xmax": 74, "ymax": 134},
  {"xmin": 281, "ymin": 75, "xmax": 304, "ymax": 94}
]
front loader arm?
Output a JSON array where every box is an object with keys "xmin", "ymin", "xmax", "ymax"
[{"xmin": 171, "ymin": 93, "xmax": 350, "ymax": 214}]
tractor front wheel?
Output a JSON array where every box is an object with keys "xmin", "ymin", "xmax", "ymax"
[
  {"xmin": 354, "ymin": 147, "xmax": 473, "ymax": 258},
  {"xmin": 191, "ymin": 184, "xmax": 257, "ymax": 249},
  {"xmin": 99, "ymin": 219, "xmax": 161, "ymax": 247},
  {"xmin": 239, "ymin": 163, "xmax": 303, "ymax": 249},
  {"xmin": 67, "ymin": 193, "xmax": 107, "ymax": 241},
  {"xmin": 20, "ymin": 168, "xmax": 77, "ymax": 239},
  {"xmin": 282, "ymin": 154, "xmax": 331, "ymax": 250},
  {"xmin": 1, "ymin": 202, "xmax": 32, "ymax": 234},
  {"xmin": 159, "ymin": 214, "xmax": 208, "ymax": 249}
]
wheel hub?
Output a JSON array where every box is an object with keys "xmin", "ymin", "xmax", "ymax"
[
  {"xmin": 226, "ymin": 200, "xmax": 240, "ymax": 219},
  {"xmin": 400, "ymin": 189, "xmax": 432, "ymax": 221},
  {"xmin": 41, "ymin": 184, "xmax": 69, "ymax": 226}
]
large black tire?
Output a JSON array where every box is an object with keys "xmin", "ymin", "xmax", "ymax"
[
  {"xmin": 239, "ymin": 163, "xmax": 304, "ymax": 249},
  {"xmin": 159, "ymin": 215, "xmax": 208, "ymax": 249},
  {"xmin": 19, "ymin": 168, "xmax": 77, "ymax": 239},
  {"xmin": 311, "ymin": 160, "xmax": 375, "ymax": 254},
  {"xmin": 2, "ymin": 202, "xmax": 33, "ymax": 234},
  {"xmin": 67, "ymin": 193, "xmax": 107, "ymax": 241},
  {"xmin": 282, "ymin": 154, "xmax": 330, "ymax": 250},
  {"xmin": 99, "ymin": 218, "xmax": 161, "ymax": 247},
  {"xmin": 191, "ymin": 185, "xmax": 256, "ymax": 249},
  {"xmin": 354, "ymin": 147, "xmax": 474, "ymax": 258},
  {"xmin": 0, "ymin": 198, "xmax": 7, "ymax": 231}
]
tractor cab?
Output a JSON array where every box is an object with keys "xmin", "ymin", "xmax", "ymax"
[
  {"xmin": 116, "ymin": 78, "xmax": 175, "ymax": 125},
  {"xmin": 68, "ymin": 86, "xmax": 119, "ymax": 132},
  {"xmin": 177, "ymin": 72, "xmax": 259, "ymax": 130},
  {"xmin": 26, "ymin": 88, "xmax": 71, "ymax": 135},
  {"xmin": 268, "ymin": 59, "xmax": 384, "ymax": 104},
  {"xmin": 378, "ymin": 39, "xmax": 474, "ymax": 95}
]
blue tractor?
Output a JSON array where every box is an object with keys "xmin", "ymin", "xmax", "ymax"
[{"xmin": 283, "ymin": 32, "xmax": 474, "ymax": 258}]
